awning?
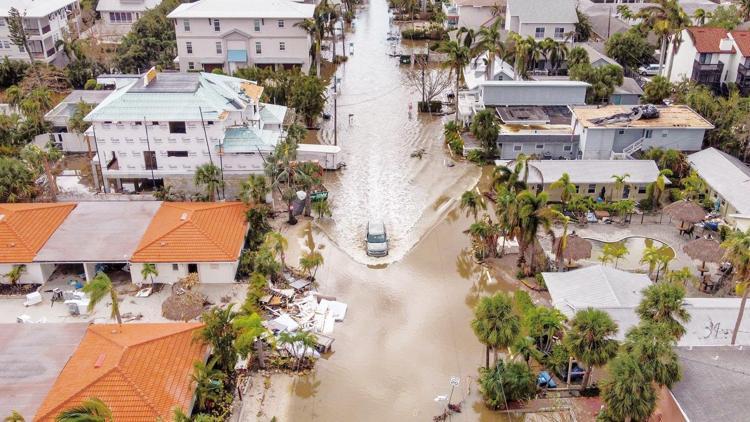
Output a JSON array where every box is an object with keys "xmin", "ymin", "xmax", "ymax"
[{"xmin": 227, "ymin": 49, "xmax": 248, "ymax": 63}]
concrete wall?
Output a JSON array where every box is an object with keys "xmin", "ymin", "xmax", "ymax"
[
  {"xmin": 578, "ymin": 128, "xmax": 615, "ymax": 159},
  {"xmin": 609, "ymin": 93, "xmax": 640, "ymax": 105},
  {"xmin": 457, "ymin": 6, "xmax": 496, "ymax": 30},
  {"xmin": 579, "ymin": 127, "xmax": 705, "ymax": 159},
  {"xmin": 665, "ymin": 32, "xmax": 698, "ymax": 83},
  {"xmin": 131, "ymin": 261, "xmax": 238, "ymax": 284},
  {"xmin": 498, "ymin": 138, "xmax": 577, "ymax": 160},
  {"xmin": 0, "ymin": 263, "xmax": 56, "ymax": 284},
  {"xmin": 641, "ymin": 128, "xmax": 704, "ymax": 152},
  {"xmin": 542, "ymin": 181, "xmax": 648, "ymax": 202},
  {"xmin": 517, "ymin": 23, "xmax": 575, "ymax": 42}
]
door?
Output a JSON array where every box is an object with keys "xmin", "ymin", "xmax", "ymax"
[
  {"xmin": 622, "ymin": 184, "xmax": 631, "ymax": 199},
  {"xmin": 188, "ymin": 263, "xmax": 198, "ymax": 274}
]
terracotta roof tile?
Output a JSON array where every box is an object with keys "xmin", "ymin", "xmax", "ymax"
[
  {"xmin": 131, "ymin": 202, "xmax": 248, "ymax": 262},
  {"xmin": 731, "ymin": 30, "xmax": 750, "ymax": 57},
  {"xmin": 0, "ymin": 203, "xmax": 75, "ymax": 263},
  {"xmin": 34, "ymin": 323, "xmax": 206, "ymax": 422},
  {"xmin": 687, "ymin": 27, "xmax": 734, "ymax": 54}
]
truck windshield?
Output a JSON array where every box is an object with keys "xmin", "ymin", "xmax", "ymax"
[{"xmin": 367, "ymin": 233, "xmax": 386, "ymax": 243}]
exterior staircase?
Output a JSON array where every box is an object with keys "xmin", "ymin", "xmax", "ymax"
[{"xmin": 610, "ymin": 137, "xmax": 645, "ymax": 160}]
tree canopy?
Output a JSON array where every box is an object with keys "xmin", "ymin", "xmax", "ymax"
[{"xmin": 115, "ymin": 0, "xmax": 180, "ymax": 72}]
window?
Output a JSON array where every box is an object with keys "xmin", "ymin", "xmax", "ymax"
[
  {"xmin": 279, "ymin": 41, "xmax": 286, "ymax": 51},
  {"xmin": 144, "ymin": 150, "xmax": 157, "ymax": 170},
  {"xmin": 109, "ymin": 12, "xmax": 133, "ymax": 23},
  {"xmin": 563, "ymin": 145, "xmax": 572, "ymax": 151},
  {"xmin": 554, "ymin": 27, "xmax": 564, "ymax": 39},
  {"xmin": 535, "ymin": 27, "xmax": 545, "ymax": 38},
  {"xmin": 513, "ymin": 144, "xmax": 522, "ymax": 151},
  {"xmin": 638, "ymin": 185, "xmax": 647, "ymax": 194},
  {"xmin": 618, "ymin": 129, "xmax": 625, "ymax": 135},
  {"xmin": 661, "ymin": 129, "xmax": 668, "ymax": 138},
  {"xmin": 213, "ymin": 18, "xmax": 221, "ymax": 31},
  {"xmin": 215, "ymin": 41, "xmax": 222, "ymax": 54},
  {"xmin": 183, "ymin": 19, "xmax": 190, "ymax": 31},
  {"xmin": 699, "ymin": 53, "xmax": 711, "ymax": 64},
  {"xmin": 172, "ymin": 264, "xmax": 179, "ymax": 271},
  {"xmin": 188, "ymin": 61, "xmax": 195, "ymax": 70},
  {"xmin": 255, "ymin": 41, "xmax": 262, "ymax": 54},
  {"xmin": 167, "ymin": 151, "xmax": 189, "ymax": 157},
  {"xmin": 254, "ymin": 19, "xmax": 261, "ymax": 31},
  {"xmin": 587, "ymin": 184, "xmax": 596, "ymax": 194},
  {"xmin": 168, "ymin": 121, "xmax": 187, "ymax": 134},
  {"xmin": 535, "ymin": 144, "xmax": 544, "ymax": 149},
  {"xmin": 186, "ymin": 41, "xmax": 192, "ymax": 54},
  {"xmin": 1, "ymin": 41, "xmax": 7, "ymax": 49},
  {"xmin": 644, "ymin": 129, "xmax": 653, "ymax": 138},
  {"xmin": 278, "ymin": 19, "xmax": 284, "ymax": 28}
]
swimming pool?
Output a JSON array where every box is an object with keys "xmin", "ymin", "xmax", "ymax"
[{"xmin": 587, "ymin": 237, "xmax": 675, "ymax": 271}]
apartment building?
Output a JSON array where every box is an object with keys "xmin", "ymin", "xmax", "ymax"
[
  {"xmin": 85, "ymin": 69, "xmax": 339, "ymax": 195},
  {"xmin": 168, "ymin": 0, "xmax": 314, "ymax": 74},
  {"xmin": 0, "ymin": 0, "xmax": 81, "ymax": 64},
  {"xmin": 95, "ymin": 0, "xmax": 161, "ymax": 40},
  {"xmin": 505, "ymin": 0, "xmax": 577, "ymax": 42}
]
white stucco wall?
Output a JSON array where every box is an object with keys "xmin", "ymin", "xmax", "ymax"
[
  {"xmin": 0, "ymin": 263, "xmax": 56, "ymax": 284},
  {"xmin": 457, "ymin": 6, "xmax": 496, "ymax": 31},
  {"xmin": 131, "ymin": 261, "xmax": 238, "ymax": 284}
]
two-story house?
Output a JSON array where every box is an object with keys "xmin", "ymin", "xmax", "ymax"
[
  {"xmin": 168, "ymin": 0, "xmax": 314, "ymax": 74},
  {"xmin": 442, "ymin": 0, "xmax": 503, "ymax": 31},
  {"xmin": 0, "ymin": 0, "xmax": 82, "ymax": 64},
  {"xmin": 95, "ymin": 0, "xmax": 161, "ymax": 41},
  {"xmin": 85, "ymin": 69, "xmax": 340, "ymax": 195},
  {"xmin": 505, "ymin": 0, "xmax": 577, "ymax": 43}
]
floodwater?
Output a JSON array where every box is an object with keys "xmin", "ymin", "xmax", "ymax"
[
  {"xmin": 587, "ymin": 237, "xmax": 674, "ymax": 271},
  {"xmin": 314, "ymin": 0, "xmax": 480, "ymax": 265}
]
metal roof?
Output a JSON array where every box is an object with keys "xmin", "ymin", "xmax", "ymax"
[
  {"xmin": 168, "ymin": 0, "xmax": 314, "ymax": 19},
  {"xmin": 506, "ymin": 0, "xmax": 578, "ymax": 24},
  {"xmin": 688, "ymin": 147, "xmax": 750, "ymax": 214},
  {"xmin": 0, "ymin": 0, "xmax": 77, "ymax": 17},
  {"xmin": 504, "ymin": 159, "xmax": 661, "ymax": 185}
]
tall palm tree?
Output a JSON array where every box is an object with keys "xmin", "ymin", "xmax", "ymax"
[
  {"xmin": 438, "ymin": 38, "xmax": 471, "ymax": 121},
  {"xmin": 574, "ymin": 8, "xmax": 593, "ymax": 42},
  {"xmin": 549, "ymin": 172, "xmax": 576, "ymax": 210},
  {"xmin": 493, "ymin": 155, "xmax": 529, "ymax": 193},
  {"xmin": 516, "ymin": 190, "xmax": 555, "ymax": 275},
  {"xmin": 611, "ymin": 173, "xmax": 631, "ymax": 201},
  {"xmin": 239, "ymin": 174, "xmax": 270, "ymax": 205},
  {"xmin": 140, "ymin": 263, "xmax": 158, "ymax": 284},
  {"xmin": 623, "ymin": 322, "xmax": 681, "ymax": 388},
  {"xmin": 82, "ymin": 272, "xmax": 122, "ymax": 325},
  {"xmin": 295, "ymin": 18, "xmax": 321, "ymax": 76},
  {"xmin": 5, "ymin": 85, "xmax": 23, "ymax": 112},
  {"xmin": 471, "ymin": 292, "xmax": 520, "ymax": 368},
  {"xmin": 495, "ymin": 186, "xmax": 519, "ymax": 256},
  {"xmin": 55, "ymin": 397, "xmax": 112, "ymax": 422},
  {"xmin": 194, "ymin": 163, "xmax": 224, "ymax": 201},
  {"xmin": 634, "ymin": 0, "xmax": 688, "ymax": 79},
  {"xmin": 692, "ymin": 8, "xmax": 709, "ymax": 25},
  {"xmin": 196, "ymin": 304, "xmax": 238, "ymax": 371},
  {"xmin": 510, "ymin": 336, "xmax": 541, "ymax": 368},
  {"xmin": 475, "ymin": 20, "xmax": 505, "ymax": 80},
  {"xmin": 296, "ymin": 161, "xmax": 323, "ymax": 216},
  {"xmin": 564, "ymin": 308, "xmax": 619, "ymax": 389},
  {"xmin": 722, "ymin": 229, "xmax": 750, "ymax": 345},
  {"xmin": 233, "ymin": 312, "xmax": 269, "ymax": 369},
  {"xmin": 636, "ymin": 283, "xmax": 691, "ymax": 340},
  {"xmin": 602, "ymin": 241, "xmax": 629, "ymax": 269},
  {"xmin": 263, "ymin": 231, "xmax": 288, "ymax": 270},
  {"xmin": 649, "ymin": 169, "xmax": 672, "ymax": 209},
  {"xmin": 460, "ymin": 189, "xmax": 486, "ymax": 222},
  {"xmin": 599, "ymin": 352, "xmax": 657, "ymax": 422},
  {"xmin": 300, "ymin": 249, "xmax": 324, "ymax": 280}
]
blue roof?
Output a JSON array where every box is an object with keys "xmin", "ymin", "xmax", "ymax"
[
  {"xmin": 227, "ymin": 49, "xmax": 248, "ymax": 63},
  {"xmin": 220, "ymin": 126, "xmax": 278, "ymax": 153}
]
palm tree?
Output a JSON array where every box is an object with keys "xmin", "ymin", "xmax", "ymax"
[
  {"xmin": 438, "ymin": 38, "xmax": 471, "ymax": 121},
  {"xmin": 602, "ymin": 241, "xmax": 628, "ymax": 269},
  {"xmin": 140, "ymin": 263, "xmax": 158, "ymax": 285},
  {"xmin": 296, "ymin": 161, "xmax": 323, "ymax": 216},
  {"xmin": 640, "ymin": 241, "xmax": 673, "ymax": 282},
  {"xmin": 5, "ymin": 85, "xmax": 23, "ymax": 112},
  {"xmin": 233, "ymin": 312, "xmax": 269, "ymax": 369},
  {"xmin": 295, "ymin": 18, "xmax": 321, "ymax": 76},
  {"xmin": 574, "ymin": 8, "xmax": 593, "ymax": 42},
  {"xmin": 21, "ymin": 143, "xmax": 62, "ymax": 202},
  {"xmin": 239, "ymin": 174, "xmax": 270, "ymax": 205},
  {"xmin": 474, "ymin": 20, "xmax": 505, "ymax": 81},
  {"xmin": 516, "ymin": 190, "xmax": 555, "ymax": 275},
  {"xmin": 636, "ymin": 283, "xmax": 690, "ymax": 340},
  {"xmin": 665, "ymin": 267, "xmax": 695, "ymax": 287},
  {"xmin": 55, "ymin": 397, "xmax": 112, "ymax": 422},
  {"xmin": 649, "ymin": 169, "xmax": 672, "ymax": 209},
  {"xmin": 510, "ymin": 336, "xmax": 541, "ymax": 368},
  {"xmin": 492, "ymin": 157, "xmax": 529, "ymax": 194},
  {"xmin": 471, "ymin": 292, "xmax": 521, "ymax": 368},
  {"xmin": 635, "ymin": 0, "xmax": 689, "ymax": 79},
  {"xmin": 611, "ymin": 173, "xmax": 631, "ymax": 200},
  {"xmin": 294, "ymin": 330, "xmax": 318, "ymax": 371},
  {"xmin": 495, "ymin": 186, "xmax": 519, "ymax": 256},
  {"xmin": 191, "ymin": 359, "xmax": 226, "ymax": 411},
  {"xmin": 549, "ymin": 172, "xmax": 576, "ymax": 210},
  {"xmin": 460, "ymin": 189, "xmax": 486, "ymax": 221},
  {"xmin": 3, "ymin": 264, "xmax": 26, "ymax": 286},
  {"xmin": 194, "ymin": 163, "xmax": 224, "ymax": 201},
  {"xmin": 599, "ymin": 352, "xmax": 657, "ymax": 422},
  {"xmin": 564, "ymin": 308, "xmax": 619, "ymax": 389},
  {"xmin": 623, "ymin": 322, "xmax": 681, "ymax": 388},
  {"xmin": 693, "ymin": 8, "xmax": 709, "ymax": 25},
  {"xmin": 82, "ymin": 272, "xmax": 122, "ymax": 325},
  {"xmin": 680, "ymin": 171, "xmax": 705, "ymax": 201},
  {"xmin": 300, "ymin": 249, "xmax": 324, "ymax": 280},
  {"xmin": 263, "ymin": 231, "xmax": 288, "ymax": 270},
  {"xmin": 721, "ymin": 229, "xmax": 750, "ymax": 345},
  {"xmin": 312, "ymin": 199, "xmax": 332, "ymax": 219},
  {"xmin": 196, "ymin": 305, "xmax": 238, "ymax": 372},
  {"xmin": 740, "ymin": 0, "xmax": 750, "ymax": 21},
  {"xmin": 4, "ymin": 411, "xmax": 24, "ymax": 422}
]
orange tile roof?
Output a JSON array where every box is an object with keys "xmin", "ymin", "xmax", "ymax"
[
  {"xmin": 731, "ymin": 30, "xmax": 750, "ymax": 57},
  {"xmin": 0, "ymin": 203, "xmax": 75, "ymax": 263},
  {"xmin": 34, "ymin": 323, "xmax": 206, "ymax": 422},
  {"xmin": 686, "ymin": 27, "xmax": 734, "ymax": 54},
  {"xmin": 131, "ymin": 202, "xmax": 248, "ymax": 263}
]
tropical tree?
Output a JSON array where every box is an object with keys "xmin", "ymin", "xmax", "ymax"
[
  {"xmin": 471, "ymin": 292, "xmax": 521, "ymax": 368},
  {"xmin": 196, "ymin": 305, "xmax": 238, "ymax": 372},
  {"xmin": 253, "ymin": 246, "xmax": 281, "ymax": 280},
  {"xmin": 297, "ymin": 161, "xmax": 323, "ymax": 216},
  {"xmin": 115, "ymin": 0, "xmax": 179, "ymax": 72},
  {"xmin": 567, "ymin": 46, "xmax": 589, "ymax": 67},
  {"xmin": 0, "ymin": 157, "xmax": 36, "ymax": 202},
  {"xmin": 82, "ymin": 272, "xmax": 122, "ymax": 325},
  {"xmin": 598, "ymin": 352, "xmax": 657, "ymax": 422},
  {"xmin": 721, "ymin": 228, "xmax": 750, "ymax": 345},
  {"xmin": 740, "ymin": 0, "xmax": 750, "ymax": 21},
  {"xmin": 6, "ymin": 8, "xmax": 34, "ymax": 64},
  {"xmin": 705, "ymin": 5, "xmax": 742, "ymax": 30},
  {"xmin": 602, "ymin": 242, "xmax": 628, "ymax": 268},
  {"xmin": 191, "ymin": 359, "xmax": 226, "ymax": 411},
  {"xmin": 516, "ymin": 190, "xmax": 555, "ymax": 275},
  {"xmin": 288, "ymin": 74, "xmax": 327, "ymax": 127},
  {"xmin": 549, "ymin": 172, "xmax": 576, "ymax": 210},
  {"xmin": 642, "ymin": 76, "xmax": 673, "ymax": 104},
  {"xmin": 438, "ymin": 39, "xmax": 471, "ymax": 121},
  {"xmin": 510, "ymin": 336, "xmax": 542, "ymax": 368},
  {"xmin": 680, "ymin": 171, "xmax": 705, "ymax": 201},
  {"xmin": 470, "ymin": 108, "xmax": 499, "ymax": 158},
  {"xmin": 295, "ymin": 18, "xmax": 322, "ymax": 77},
  {"xmin": 460, "ymin": 189, "xmax": 486, "ymax": 222},
  {"xmin": 4, "ymin": 411, "xmax": 24, "ymax": 422},
  {"xmin": 636, "ymin": 282, "xmax": 690, "ymax": 340},
  {"xmin": 239, "ymin": 174, "xmax": 269, "ymax": 205},
  {"xmin": 474, "ymin": 20, "xmax": 505, "ymax": 80},
  {"xmin": 263, "ymin": 231, "xmax": 288, "ymax": 270},
  {"xmin": 194, "ymin": 163, "xmax": 224, "ymax": 201},
  {"xmin": 692, "ymin": 8, "xmax": 708, "ymax": 25},
  {"xmin": 55, "ymin": 398, "xmax": 112, "ymax": 422},
  {"xmin": 300, "ymin": 249, "xmax": 324, "ymax": 280},
  {"xmin": 648, "ymin": 169, "xmax": 672, "ymax": 209},
  {"xmin": 665, "ymin": 266, "xmax": 695, "ymax": 287},
  {"xmin": 605, "ymin": 30, "xmax": 655, "ymax": 72},
  {"xmin": 21, "ymin": 142, "xmax": 62, "ymax": 202},
  {"xmin": 233, "ymin": 312, "xmax": 269, "ymax": 369},
  {"xmin": 631, "ymin": 0, "xmax": 690, "ymax": 80},
  {"xmin": 492, "ymin": 156, "xmax": 529, "ymax": 193},
  {"xmin": 622, "ymin": 322, "xmax": 681, "ymax": 388},
  {"xmin": 564, "ymin": 308, "xmax": 619, "ymax": 389},
  {"xmin": 525, "ymin": 305, "xmax": 566, "ymax": 354},
  {"xmin": 140, "ymin": 263, "xmax": 158, "ymax": 284},
  {"xmin": 574, "ymin": 8, "xmax": 593, "ymax": 42},
  {"xmin": 478, "ymin": 360, "xmax": 536, "ymax": 410},
  {"xmin": 640, "ymin": 241, "xmax": 673, "ymax": 282},
  {"xmin": 3, "ymin": 264, "xmax": 26, "ymax": 286},
  {"xmin": 312, "ymin": 199, "xmax": 332, "ymax": 219}
]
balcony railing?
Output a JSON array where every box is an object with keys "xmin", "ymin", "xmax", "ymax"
[
  {"xmin": 30, "ymin": 52, "xmax": 44, "ymax": 59},
  {"xmin": 692, "ymin": 60, "xmax": 724, "ymax": 87},
  {"xmin": 692, "ymin": 60, "xmax": 723, "ymax": 73},
  {"xmin": 739, "ymin": 62, "xmax": 750, "ymax": 77}
]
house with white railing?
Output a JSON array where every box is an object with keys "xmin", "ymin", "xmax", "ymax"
[{"xmin": 571, "ymin": 105, "xmax": 713, "ymax": 160}]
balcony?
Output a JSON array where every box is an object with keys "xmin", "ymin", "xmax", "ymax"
[
  {"xmin": 46, "ymin": 47, "xmax": 56, "ymax": 57},
  {"xmin": 23, "ymin": 25, "xmax": 51, "ymax": 36},
  {"xmin": 738, "ymin": 62, "xmax": 750, "ymax": 95},
  {"xmin": 691, "ymin": 60, "xmax": 724, "ymax": 91},
  {"xmin": 30, "ymin": 52, "xmax": 45, "ymax": 59}
]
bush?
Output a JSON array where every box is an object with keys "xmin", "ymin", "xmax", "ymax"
[
  {"xmin": 516, "ymin": 269, "xmax": 526, "ymax": 280},
  {"xmin": 719, "ymin": 224, "xmax": 731, "ymax": 241},
  {"xmin": 545, "ymin": 343, "xmax": 572, "ymax": 378},
  {"xmin": 401, "ymin": 28, "xmax": 427, "ymax": 40},
  {"xmin": 668, "ymin": 188, "xmax": 683, "ymax": 202},
  {"xmin": 535, "ymin": 273, "xmax": 546, "ymax": 290},
  {"xmin": 479, "ymin": 360, "xmax": 536, "ymax": 409},
  {"xmin": 417, "ymin": 100, "xmax": 442, "ymax": 113},
  {"xmin": 638, "ymin": 197, "xmax": 654, "ymax": 212},
  {"xmin": 466, "ymin": 149, "xmax": 485, "ymax": 164}
]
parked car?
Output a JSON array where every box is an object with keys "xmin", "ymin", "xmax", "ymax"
[
  {"xmin": 638, "ymin": 63, "xmax": 662, "ymax": 76},
  {"xmin": 366, "ymin": 221, "xmax": 388, "ymax": 257}
]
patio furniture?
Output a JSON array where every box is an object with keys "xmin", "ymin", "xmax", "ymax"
[
  {"xmin": 594, "ymin": 210, "xmax": 610, "ymax": 220},
  {"xmin": 23, "ymin": 291, "xmax": 42, "ymax": 307},
  {"xmin": 683, "ymin": 238, "xmax": 726, "ymax": 279},
  {"xmin": 700, "ymin": 275, "xmax": 718, "ymax": 293},
  {"xmin": 664, "ymin": 201, "xmax": 706, "ymax": 235}
]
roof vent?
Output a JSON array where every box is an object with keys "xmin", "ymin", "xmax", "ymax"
[
  {"xmin": 160, "ymin": 241, "xmax": 167, "ymax": 247},
  {"xmin": 94, "ymin": 353, "xmax": 106, "ymax": 368},
  {"xmin": 0, "ymin": 214, "xmax": 4, "ymax": 222},
  {"xmin": 8, "ymin": 242, "xmax": 14, "ymax": 248},
  {"xmin": 180, "ymin": 212, "xmax": 188, "ymax": 221}
]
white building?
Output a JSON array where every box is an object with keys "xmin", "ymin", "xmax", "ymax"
[
  {"xmin": 168, "ymin": 0, "xmax": 314, "ymax": 74},
  {"xmin": 94, "ymin": 0, "xmax": 161, "ymax": 42},
  {"xmin": 41, "ymin": 89, "xmax": 112, "ymax": 153},
  {"xmin": 85, "ymin": 70, "xmax": 340, "ymax": 195},
  {"xmin": 443, "ymin": 0, "xmax": 503, "ymax": 31},
  {"xmin": 0, "ymin": 0, "xmax": 82, "ymax": 64},
  {"xmin": 505, "ymin": 0, "xmax": 577, "ymax": 42},
  {"xmin": 571, "ymin": 105, "xmax": 713, "ymax": 159},
  {"xmin": 688, "ymin": 147, "xmax": 750, "ymax": 231}
]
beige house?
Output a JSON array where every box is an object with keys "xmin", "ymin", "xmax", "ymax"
[{"xmin": 168, "ymin": 0, "xmax": 314, "ymax": 74}]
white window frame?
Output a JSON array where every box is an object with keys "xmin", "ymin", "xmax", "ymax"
[
  {"xmin": 186, "ymin": 41, "xmax": 192, "ymax": 54},
  {"xmin": 278, "ymin": 19, "xmax": 284, "ymax": 28},
  {"xmin": 188, "ymin": 61, "xmax": 195, "ymax": 70},
  {"xmin": 213, "ymin": 18, "xmax": 220, "ymax": 31},
  {"xmin": 535, "ymin": 27, "xmax": 545, "ymax": 38},
  {"xmin": 279, "ymin": 41, "xmax": 286, "ymax": 51},
  {"xmin": 255, "ymin": 41, "xmax": 262, "ymax": 54},
  {"xmin": 215, "ymin": 41, "xmax": 222, "ymax": 54},
  {"xmin": 587, "ymin": 184, "xmax": 596, "ymax": 194},
  {"xmin": 183, "ymin": 19, "xmax": 190, "ymax": 31},
  {"xmin": 254, "ymin": 19, "xmax": 261, "ymax": 32},
  {"xmin": 554, "ymin": 27, "xmax": 564, "ymax": 39}
]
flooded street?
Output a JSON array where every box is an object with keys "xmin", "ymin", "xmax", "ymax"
[{"xmin": 314, "ymin": 0, "xmax": 480, "ymax": 265}]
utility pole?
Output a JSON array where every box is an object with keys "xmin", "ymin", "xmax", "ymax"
[
  {"xmin": 143, "ymin": 117, "xmax": 156, "ymax": 188},
  {"xmin": 333, "ymin": 16, "xmax": 338, "ymax": 148}
]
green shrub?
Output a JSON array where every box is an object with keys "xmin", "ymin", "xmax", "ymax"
[
  {"xmin": 668, "ymin": 188, "xmax": 683, "ymax": 202},
  {"xmin": 516, "ymin": 269, "xmax": 526, "ymax": 280},
  {"xmin": 479, "ymin": 360, "xmax": 536, "ymax": 409},
  {"xmin": 466, "ymin": 149, "xmax": 485, "ymax": 164},
  {"xmin": 84, "ymin": 79, "xmax": 98, "ymax": 90},
  {"xmin": 638, "ymin": 197, "xmax": 654, "ymax": 212},
  {"xmin": 535, "ymin": 273, "xmax": 546, "ymax": 290}
]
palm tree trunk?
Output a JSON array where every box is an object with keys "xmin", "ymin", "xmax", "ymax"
[
  {"xmin": 43, "ymin": 158, "xmax": 57, "ymax": 201},
  {"xmin": 454, "ymin": 71, "xmax": 460, "ymax": 122},
  {"xmin": 582, "ymin": 366, "xmax": 592, "ymax": 389},
  {"xmin": 658, "ymin": 36, "xmax": 667, "ymax": 77},
  {"xmin": 255, "ymin": 339, "xmax": 266, "ymax": 369},
  {"xmin": 666, "ymin": 39, "xmax": 677, "ymax": 80},
  {"xmin": 731, "ymin": 285, "xmax": 749, "ymax": 345}
]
